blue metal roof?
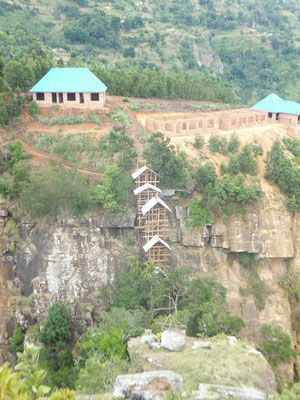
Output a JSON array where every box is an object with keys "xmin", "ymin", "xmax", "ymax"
[
  {"xmin": 30, "ymin": 68, "xmax": 107, "ymax": 93},
  {"xmin": 251, "ymin": 93, "xmax": 300, "ymax": 116}
]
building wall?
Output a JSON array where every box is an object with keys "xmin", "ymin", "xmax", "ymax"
[
  {"xmin": 34, "ymin": 92, "xmax": 106, "ymax": 109},
  {"xmin": 146, "ymin": 109, "xmax": 269, "ymax": 137},
  {"xmin": 278, "ymin": 113, "xmax": 299, "ymax": 127}
]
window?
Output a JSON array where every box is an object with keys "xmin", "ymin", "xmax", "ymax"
[
  {"xmin": 276, "ymin": 113, "xmax": 279, "ymax": 121},
  {"xmin": 91, "ymin": 93, "xmax": 99, "ymax": 101},
  {"xmin": 59, "ymin": 93, "xmax": 63, "ymax": 103},
  {"xmin": 80, "ymin": 93, "xmax": 84, "ymax": 104},
  {"xmin": 52, "ymin": 93, "xmax": 57, "ymax": 103},
  {"xmin": 268, "ymin": 112, "xmax": 272, "ymax": 118},
  {"xmin": 36, "ymin": 92, "xmax": 45, "ymax": 101},
  {"xmin": 67, "ymin": 93, "xmax": 76, "ymax": 101}
]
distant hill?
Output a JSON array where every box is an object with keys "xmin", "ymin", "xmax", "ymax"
[{"xmin": 0, "ymin": 0, "xmax": 299, "ymax": 103}]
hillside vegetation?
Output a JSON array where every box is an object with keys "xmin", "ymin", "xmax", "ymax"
[{"xmin": 0, "ymin": 0, "xmax": 299, "ymax": 103}]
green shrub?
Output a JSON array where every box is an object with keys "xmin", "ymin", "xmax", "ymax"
[
  {"xmin": 143, "ymin": 132, "xmax": 190, "ymax": 188},
  {"xmin": 247, "ymin": 269, "xmax": 269, "ymax": 311},
  {"xmin": 209, "ymin": 136, "xmax": 228, "ymax": 155},
  {"xmin": 28, "ymin": 100, "xmax": 41, "ymax": 116},
  {"xmin": 19, "ymin": 167, "xmax": 92, "ymax": 217},
  {"xmin": 7, "ymin": 140, "xmax": 27, "ymax": 166},
  {"xmin": 193, "ymin": 135, "xmax": 204, "ymax": 149},
  {"xmin": 187, "ymin": 198, "xmax": 213, "ymax": 227},
  {"xmin": 36, "ymin": 115, "xmax": 86, "ymax": 125},
  {"xmin": 237, "ymin": 252, "xmax": 255, "ymax": 268},
  {"xmin": 186, "ymin": 278, "xmax": 245, "ymax": 337},
  {"xmin": 283, "ymin": 138, "xmax": 300, "ymax": 158},
  {"xmin": 279, "ymin": 272, "xmax": 300, "ymax": 304},
  {"xmin": 111, "ymin": 112, "xmax": 130, "ymax": 129},
  {"xmin": 99, "ymin": 130, "xmax": 137, "ymax": 172},
  {"xmin": 39, "ymin": 303, "xmax": 71, "ymax": 346},
  {"xmin": 265, "ymin": 140, "xmax": 300, "ymax": 212},
  {"xmin": 93, "ymin": 165, "xmax": 128, "ymax": 212},
  {"xmin": 237, "ymin": 144, "xmax": 258, "ymax": 175},
  {"xmin": 76, "ymin": 355, "xmax": 142, "ymax": 394},
  {"xmin": 258, "ymin": 325, "xmax": 297, "ymax": 367},
  {"xmin": 281, "ymin": 382, "xmax": 300, "ymax": 400},
  {"xmin": 227, "ymin": 134, "xmax": 240, "ymax": 153},
  {"xmin": 188, "ymin": 173, "xmax": 262, "ymax": 227},
  {"xmin": 9, "ymin": 325, "xmax": 24, "ymax": 353},
  {"xmin": 195, "ymin": 162, "xmax": 217, "ymax": 188},
  {"xmin": 90, "ymin": 113, "xmax": 101, "ymax": 126},
  {"xmin": 39, "ymin": 303, "xmax": 74, "ymax": 388},
  {"xmin": 113, "ymin": 271, "xmax": 150, "ymax": 310}
]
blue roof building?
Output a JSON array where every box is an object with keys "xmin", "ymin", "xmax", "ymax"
[
  {"xmin": 30, "ymin": 68, "xmax": 107, "ymax": 109},
  {"xmin": 251, "ymin": 94, "xmax": 300, "ymax": 127}
]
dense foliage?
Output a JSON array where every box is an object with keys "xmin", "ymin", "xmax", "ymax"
[
  {"xmin": 189, "ymin": 161, "xmax": 262, "ymax": 227},
  {"xmin": 143, "ymin": 132, "xmax": 190, "ymax": 188},
  {"xmin": 258, "ymin": 325, "xmax": 297, "ymax": 367},
  {"xmin": 93, "ymin": 164, "xmax": 130, "ymax": 212},
  {"xmin": 92, "ymin": 65, "xmax": 237, "ymax": 103},
  {"xmin": 39, "ymin": 303, "xmax": 74, "ymax": 388},
  {"xmin": 0, "ymin": 140, "xmax": 133, "ymax": 217},
  {"xmin": 265, "ymin": 140, "xmax": 300, "ymax": 212}
]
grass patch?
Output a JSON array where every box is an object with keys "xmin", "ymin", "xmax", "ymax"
[
  {"xmin": 35, "ymin": 132, "xmax": 98, "ymax": 165},
  {"xmin": 36, "ymin": 115, "xmax": 87, "ymax": 125},
  {"xmin": 131, "ymin": 337, "xmax": 274, "ymax": 393}
]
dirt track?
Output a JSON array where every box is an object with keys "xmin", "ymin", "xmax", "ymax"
[{"xmin": 0, "ymin": 129, "xmax": 105, "ymax": 179}]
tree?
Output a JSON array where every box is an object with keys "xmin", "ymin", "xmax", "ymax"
[
  {"xmin": 39, "ymin": 303, "xmax": 72, "ymax": 347},
  {"xmin": 143, "ymin": 132, "xmax": 189, "ymax": 188},
  {"xmin": 93, "ymin": 165, "xmax": 127, "ymax": 212},
  {"xmin": 186, "ymin": 278, "xmax": 245, "ymax": 337},
  {"xmin": 113, "ymin": 271, "xmax": 150, "ymax": 310},
  {"xmin": 8, "ymin": 141, "xmax": 27, "ymax": 166},
  {"xmin": 39, "ymin": 303, "xmax": 74, "ymax": 388},
  {"xmin": 195, "ymin": 162, "xmax": 217, "ymax": 188},
  {"xmin": 28, "ymin": 100, "xmax": 41, "ymax": 116},
  {"xmin": 3, "ymin": 60, "xmax": 34, "ymax": 91},
  {"xmin": 258, "ymin": 325, "xmax": 297, "ymax": 367},
  {"xmin": 123, "ymin": 47, "xmax": 135, "ymax": 58}
]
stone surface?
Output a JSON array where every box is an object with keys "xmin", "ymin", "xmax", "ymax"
[
  {"xmin": 192, "ymin": 341, "xmax": 211, "ymax": 350},
  {"xmin": 113, "ymin": 370, "xmax": 183, "ymax": 400},
  {"xmin": 15, "ymin": 214, "xmax": 137, "ymax": 299},
  {"xmin": 194, "ymin": 384, "xmax": 268, "ymax": 400},
  {"xmin": 141, "ymin": 335, "xmax": 159, "ymax": 345},
  {"xmin": 248, "ymin": 349, "xmax": 263, "ymax": 358},
  {"xmin": 160, "ymin": 331, "xmax": 186, "ymax": 352},
  {"xmin": 228, "ymin": 336, "xmax": 237, "ymax": 346},
  {"xmin": 0, "ymin": 206, "xmax": 9, "ymax": 217}
]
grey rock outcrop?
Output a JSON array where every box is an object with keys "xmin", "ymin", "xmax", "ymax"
[
  {"xmin": 113, "ymin": 370, "xmax": 183, "ymax": 400},
  {"xmin": 0, "ymin": 206, "xmax": 9, "ymax": 217},
  {"xmin": 161, "ymin": 331, "xmax": 185, "ymax": 352},
  {"xmin": 192, "ymin": 341, "xmax": 211, "ymax": 350},
  {"xmin": 194, "ymin": 384, "xmax": 268, "ymax": 400},
  {"xmin": 141, "ymin": 335, "xmax": 159, "ymax": 345}
]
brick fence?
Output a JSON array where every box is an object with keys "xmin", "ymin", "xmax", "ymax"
[{"xmin": 146, "ymin": 109, "xmax": 270, "ymax": 136}]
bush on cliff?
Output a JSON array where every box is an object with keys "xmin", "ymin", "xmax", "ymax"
[
  {"xmin": 258, "ymin": 325, "xmax": 297, "ymax": 368},
  {"xmin": 265, "ymin": 140, "xmax": 300, "ymax": 212},
  {"xmin": 186, "ymin": 278, "xmax": 245, "ymax": 337},
  {"xmin": 92, "ymin": 164, "xmax": 129, "ymax": 212},
  {"xmin": 143, "ymin": 132, "xmax": 190, "ymax": 187},
  {"xmin": 39, "ymin": 302, "xmax": 75, "ymax": 388},
  {"xmin": 188, "ymin": 165, "xmax": 263, "ymax": 227}
]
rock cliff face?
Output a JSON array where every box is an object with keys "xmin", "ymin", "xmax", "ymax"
[{"xmin": 0, "ymin": 190, "xmax": 299, "ymax": 378}]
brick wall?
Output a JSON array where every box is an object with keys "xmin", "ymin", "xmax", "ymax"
[
  {"xmin": 146, "ymin": 109, "xmax": 269, "ymax": 136},
  {"xmin": 34, "ymin": 92, "xmax": 106, "ymax": 109}
]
